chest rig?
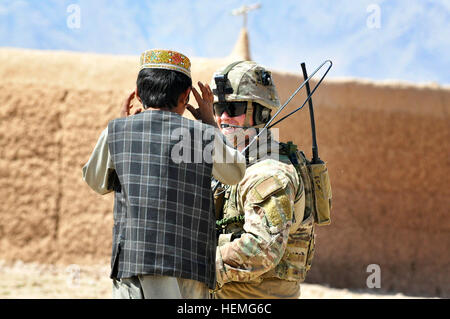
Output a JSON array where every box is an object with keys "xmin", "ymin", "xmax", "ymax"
[{"xmin": 214, "ymin": 141, "xmax": 331, "ymax": 282}]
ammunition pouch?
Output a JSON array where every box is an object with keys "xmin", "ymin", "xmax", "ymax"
[
  {"xmin": 214, "ymin": 183, "xmax": 226, "ymax": 220},
  {"xmin": 215, "ymin": 183, "xmax": 246, "ymax": 239},
  {"xmin": 262, "ymin": 213, "xmax": 315, "ymax": 282},
  {"xmin": 214, "ymin": 183, "xmax": 226, "ymax": 238}
]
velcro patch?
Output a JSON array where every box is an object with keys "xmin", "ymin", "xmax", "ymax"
[
  {"xmin": 263, "ymin": 192, "xmax": 292, "ymax": 227},
  {"xmin": 254, "ymin": 176, "xmax": 283, "ymax": 201}
]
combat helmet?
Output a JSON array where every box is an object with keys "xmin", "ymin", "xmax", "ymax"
[{"xmin": 210, "ymin": 61, "xmax": 281, "ymax": 128}]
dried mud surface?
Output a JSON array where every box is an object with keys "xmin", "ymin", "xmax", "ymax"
[{"xmin": 0, "ymin": 260, "xmax": 428, "ymax": 299}]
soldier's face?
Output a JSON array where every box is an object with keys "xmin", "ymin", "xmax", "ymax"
[{"xmin": 215, "ymin": 111, "xmax": 253, "ymax": 135}]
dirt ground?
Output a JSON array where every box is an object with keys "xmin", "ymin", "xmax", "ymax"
[{"xmin": 0, "ymin": 260, "xmax": 430, "ymax": 299}]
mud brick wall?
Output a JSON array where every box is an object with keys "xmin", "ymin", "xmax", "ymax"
[
  {"xmin": 0, "ymin": 48, "xmax": 448, "ymax": 297},
  {"xmin": 272, "ymin": 72, "xmax": 450, "ymax": 297}
]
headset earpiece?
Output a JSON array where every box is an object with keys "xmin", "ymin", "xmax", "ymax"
[{"xmin": 252, "ymin": 103, "xmax": 271, "ymax": 125}]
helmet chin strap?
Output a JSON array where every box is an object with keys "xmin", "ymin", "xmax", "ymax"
[
  {"xmin": 244, "ymin": 101, "xmax": 253, "ymax": 128},
  {"xmin": 245, "ymin": 101, "xmax": 265, "ymax": 129}
]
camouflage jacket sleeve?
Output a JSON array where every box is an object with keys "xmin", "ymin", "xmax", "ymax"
[{"xmin": 215, "ymin": 160, "xmax": 299, "ymax": 286}]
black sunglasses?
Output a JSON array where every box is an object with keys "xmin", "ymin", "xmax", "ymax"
[{"xmin": 213, "ymin": 102, "xmax": 247, "ymax": 117}]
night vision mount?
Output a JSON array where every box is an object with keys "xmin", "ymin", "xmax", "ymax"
[{"xmin": 213, "ymin": 74, "xmax": 233, "ymax": 103}]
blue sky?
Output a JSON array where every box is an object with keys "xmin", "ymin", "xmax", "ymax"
[{"xmin": 0, "ymin": 0, "xmax": 449, "ymax": 84}]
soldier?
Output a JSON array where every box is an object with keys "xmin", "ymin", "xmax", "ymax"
[{"xmin": 210, "ymin": 61, "xmax": 316, "ymax": 299}]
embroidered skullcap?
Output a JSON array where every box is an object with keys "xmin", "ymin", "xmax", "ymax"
[{"xmin": 140, "ymin": 49, "xmax": 191, "ymax": 79}]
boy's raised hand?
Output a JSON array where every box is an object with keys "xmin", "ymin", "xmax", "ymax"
[
  {"xmin": 120, "ymin": 91, "xmax": 142, "ymax": 118},
  {"xmin": 187, "ymin": 82, "xmax": 217, "ymax": 127}
]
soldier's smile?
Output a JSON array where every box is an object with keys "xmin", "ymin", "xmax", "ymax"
[{"xmin": 216, "ymin": 112, "xmax": 248, "ymax": 136}]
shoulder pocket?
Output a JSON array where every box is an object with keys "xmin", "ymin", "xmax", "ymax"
[{"xmin": 248, "ymin": 176, "xmax": 285, "ymax": 204}]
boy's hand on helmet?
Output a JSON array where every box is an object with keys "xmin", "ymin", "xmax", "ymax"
[{"xmin": 187, "ymin": 82, "xmax": 217, "ymax": 127}]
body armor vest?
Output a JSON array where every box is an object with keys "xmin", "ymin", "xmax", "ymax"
[{"xmin": 215, "ymin": 141, "xmax": 331, "ymax": 283}]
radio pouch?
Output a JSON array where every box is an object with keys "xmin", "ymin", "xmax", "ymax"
[{"xmin": 281, "ymin": 142, "xmax": 332, "ymax": 226}]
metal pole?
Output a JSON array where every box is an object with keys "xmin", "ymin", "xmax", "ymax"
[{"xmin": 301, "ymin": 62, "xmax": 320, "ymax": 164}]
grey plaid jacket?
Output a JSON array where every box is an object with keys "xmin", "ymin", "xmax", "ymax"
[{"xmin": 107, "ymin": 110, "xmax": 216, "ymax": 289}]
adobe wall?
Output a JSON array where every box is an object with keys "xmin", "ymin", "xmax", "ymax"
[
  {"xmin": 0, "ymin": 48, "xmax": 448, "ymax": 297},
  {"xmin": 272, "ymin": 72, "xmax": 450, "ymax": 297}
]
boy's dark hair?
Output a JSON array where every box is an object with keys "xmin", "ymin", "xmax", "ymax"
[{"xmin": 137, "ymin": 68, "xmax": 192, "ymax": 109}]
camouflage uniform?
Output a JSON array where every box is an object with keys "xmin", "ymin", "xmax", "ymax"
[
  {"xmin": 214, "ymin": 144, "xmax": 315, "ymax": 299},
  {"xmin": 211, "ymin": 61, "xmax": 316, "ymax": 299}
]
